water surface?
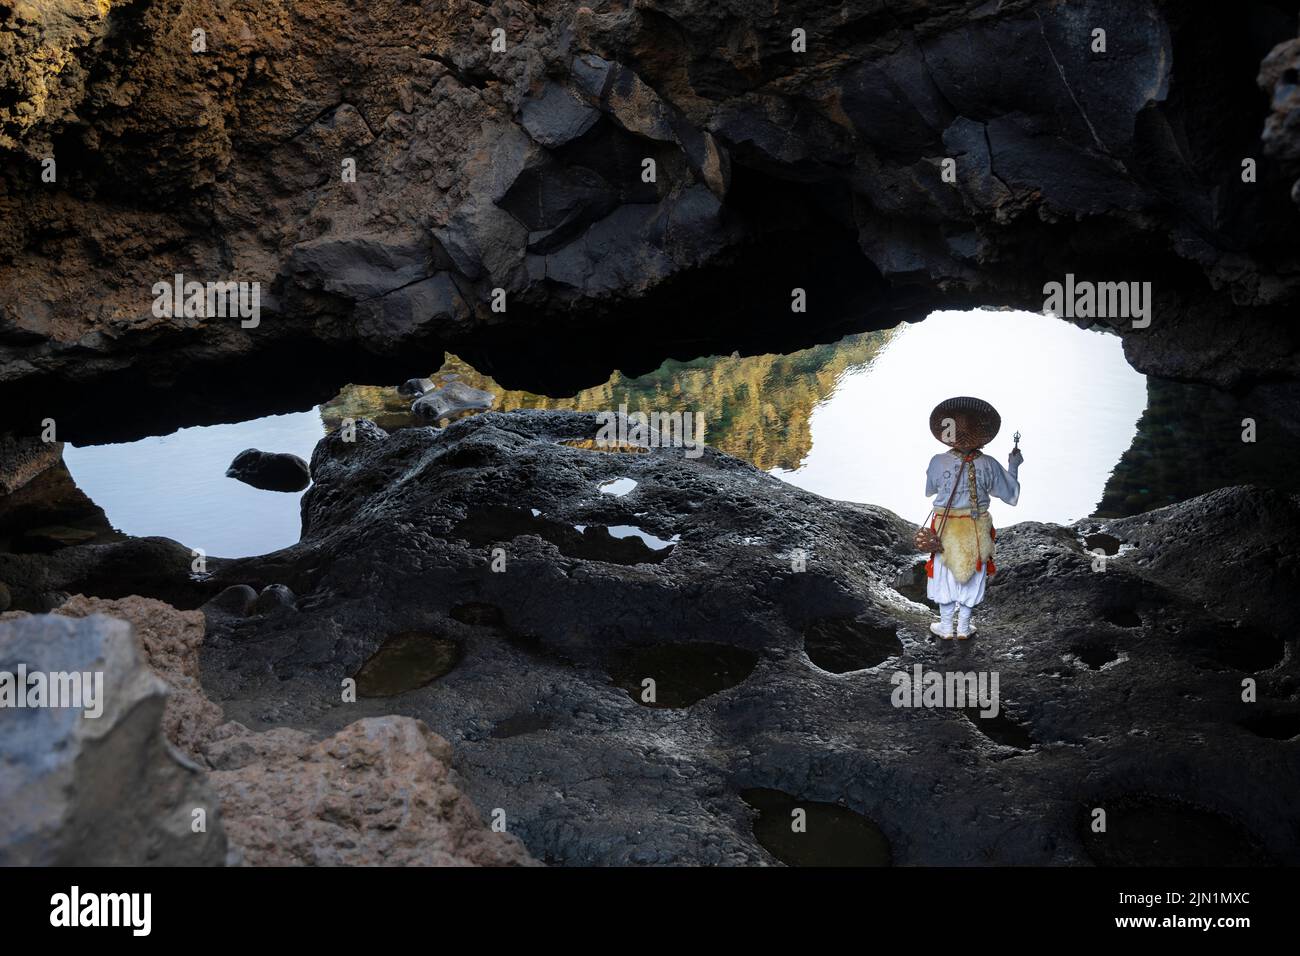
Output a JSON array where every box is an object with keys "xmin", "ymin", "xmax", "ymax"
[{"xmin": 59, "ymin": 309, "xmax": 1300, "ymax": 557}]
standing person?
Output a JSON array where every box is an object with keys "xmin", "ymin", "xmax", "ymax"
[{"xmin": 921, "ymin": 397, "xmax": 1023, "ymax": 640}]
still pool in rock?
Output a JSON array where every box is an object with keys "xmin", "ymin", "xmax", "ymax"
[
  {"xmin": 57, "ymin": 309, "xmax": 1300, "ymax": 558},
  {"xmin": 740, "ymin": 788, "xmax": 892, "ymax": 866},
  {"xmin": 353, "ymin": 631, "xmax": 461, "ymax": 697},
  {"xmin": 610, "ymin": 643, "xmax": 759, "ymax": 707},
  {"xmin": 1080, "ymin": 794, "xmax": 1274, "ymax": 866}
]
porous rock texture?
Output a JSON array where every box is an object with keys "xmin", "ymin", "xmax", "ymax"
[
  {"xmin": 0, "ymin": 609, "xmax": 229, "ymax": 865},
  {"xmin": 0, "ymin": 434, "xmax": 63, "ymax": 495},
  {"xmin": 1, "ymin": 594, "xmax": 538, "ymax": 866},
  {"xmin": 192, "ymin": 412, "xmax": 1300, "ymax": 865},
  {"xmin": 2, "ymin": 0, "xmax": 1299, "ymax": 441}
]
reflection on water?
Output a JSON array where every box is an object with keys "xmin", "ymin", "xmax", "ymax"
[
  {"xmin": 333, "ymin": 309, "xmax": 1151, "ymax": 524},
  {"xmin": 322, "ymin": 333, "xmax": 892, "ymax": 471},
  {"xmin": 771, "ymin": 310, "xmax": 1147, "ymax": 524},
  {"xmin": 1095, "ymin": 377, "xmax": 1300, "ymax": 517},
  {"xmin": 64, "ymin": 411, "xmax": 322, "ymax": 558},
  {"xmin": 57, "ymin": 310, "xmax": 1300, "ymax": 558}
]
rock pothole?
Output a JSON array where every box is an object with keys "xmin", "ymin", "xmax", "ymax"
[
  {"xmin": 353, "ymin": 631, "xmax": 461, "ymax": 697},
  {"xmin": 962, "ymin": 708, "xmax": 1036, "ymax": 750},
  {"xmin": 1187, "ymin": 621, "xmax": 1285, "ymax": 672},
  {"xmin": 450, "ymin": 602, "xmax": 505, "ymax": 627},
  {"xmin": 893, "ymin": 559, "xmax": 931, "ymax": 605},
  {"xmin": 803, "ymin": 617, "xmax": 903, "ymax": 672},
  {"xmin": 451, "ymin": 505, "xmax": 678, "ymax": 564},
  {"xmin": 740, "ymin": 788, "xmax": 892, "ymax": 867},
  {"xmin": 609, "ymin": 642, "xmax": 758, "ymax": 707},
  {"xmin": 1103, "ymin": 607, "xmax": 1142, "ymax": 629},
  {"xmin": 1072, "ymin": 643, "xmax": 1121, "ymax": 670},
  {"xmin": 1082, "ymin": 533, "xmax": 1123, "ymax": 556},
  {"xmin": 1238, "ymin": 710, "xmax": 1300, "ymax": 740},
  {"xmin": 1081, "ymin": 794, "xmax": 1274, "ymax": 866},
  {"xmin": 490, "ymin": 711, "xmax": 555, "ymax": 739}
]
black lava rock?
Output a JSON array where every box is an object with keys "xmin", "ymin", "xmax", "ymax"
[{"xmin": 225, "ymin": 449, "xmax": 310, "ymax": 493}]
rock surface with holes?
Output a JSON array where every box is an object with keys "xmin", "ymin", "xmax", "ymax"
[{"xmin": 193, "ymin": 411, "xmax": 1299, "ymax": 865}]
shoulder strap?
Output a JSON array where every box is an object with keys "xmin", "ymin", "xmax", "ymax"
[{"xmin": 933, "ymin": 457, "xmax": 967, "ymax": 539}]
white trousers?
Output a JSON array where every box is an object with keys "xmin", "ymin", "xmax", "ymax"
[{"xmin": 926, "ymin": 553, "xmax": 987, "ymax": 607}]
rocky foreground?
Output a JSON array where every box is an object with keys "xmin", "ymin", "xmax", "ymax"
[
  {"xmin": 0, "ymin": 593, "xmax": 537, "ymax": 865},
  {"xmin": 5, "ymin": 410, "xmax": 1292, "ymax": 865}
]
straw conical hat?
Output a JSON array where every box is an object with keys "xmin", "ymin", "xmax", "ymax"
[{"xmin": 929, "ymin": 396, "xmax": 1001, "ymax": 449}]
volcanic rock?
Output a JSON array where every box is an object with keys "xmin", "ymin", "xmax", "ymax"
[
  {"xmin": 226, "ymin": 449, "xmax": 311, "ymax": 493},
  {"xmin": 196, "ymin": 411, "xmax": 1300, "ymax": 865}
]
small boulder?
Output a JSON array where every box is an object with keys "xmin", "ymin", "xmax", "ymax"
[
  {"xmin": 252, "ymin": 584, "xmax": 296, "ymax": 615},
  {"xmin": 397, "ymin": 377, "xmax": 433, "ymax": 397},
  {"xmin": 203, "ymin": 585, "xmax": 259, "ymax": 620},
  {"xmin": 226, "ymin": 449, "xmax": 310, "ymax": 492},
  {"xmin": 411, "ymin": 381, "xmax": 496, "ymax": 422}
]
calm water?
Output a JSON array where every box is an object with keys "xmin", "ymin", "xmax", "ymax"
[
  {"xmin": 64, "ymin": 411, "xmax": 321, "ymax": 558},
  {"xmin": 60, "ymin": 310, "xmax": 1298, "ymax": 557}
]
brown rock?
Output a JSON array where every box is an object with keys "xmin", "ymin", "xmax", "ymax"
[
  {"xmin": 204, "ymin": 717, "xmax": 539, "ymax": 867},
  {"xmin": 49, "ymin": 594, "xmax": 224, "ymax": 758},
  {"xmin": 0, "ymin": 435, "xmax": 62, "ymax": 496}
]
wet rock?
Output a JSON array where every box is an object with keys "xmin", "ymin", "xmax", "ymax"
[
  {"xmin": 252, "ymin": 584, "xmax": 297, "ymax": 616},
  {"xmin": 204, "ymin": 585, "xmax": 259, "ymax": 620},
  {"xmin": 741, "ymin": 788, "xmax": 892, "ymax": 867},
  {"xmin": 308, "ymin": 418, "xmax": 389, "ymax": 481},
  {"xmin": 397, "ymin": 377, "xmax": 434, "ymax": 397},
  {"xmin": 226, "ymin": 449, "xmax": 311, "ymax": 493},
  {"xmin": 0, "ymin": 612, "xmax": 228, "ymax": 865},
  {"xmin": 1081, "ymin": 794, "xmax": 1275, "ymax": 866},
  {"xmin": 411, "ymin": 381, "xmax": 497, "ymax": 421},
  {"xmin": 353, "ymin": 631, "xmax": 461, "ymax": 697},
  {"xmin": 0, "ymin": 582, "xmax": 8, "ymax": 612},
  {"xmin": 0, "ymin": 535, "xmax": 218, "ymax": 611}
]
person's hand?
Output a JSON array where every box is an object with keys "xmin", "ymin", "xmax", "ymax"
[{"xmin": 1008, "ymin": 448, "xmax": 1024, "ymax": 468}]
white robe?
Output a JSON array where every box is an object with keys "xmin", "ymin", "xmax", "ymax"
[{"xmin": 924, "ymin": 450, "xmax": 1020, "ymax": 606}]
